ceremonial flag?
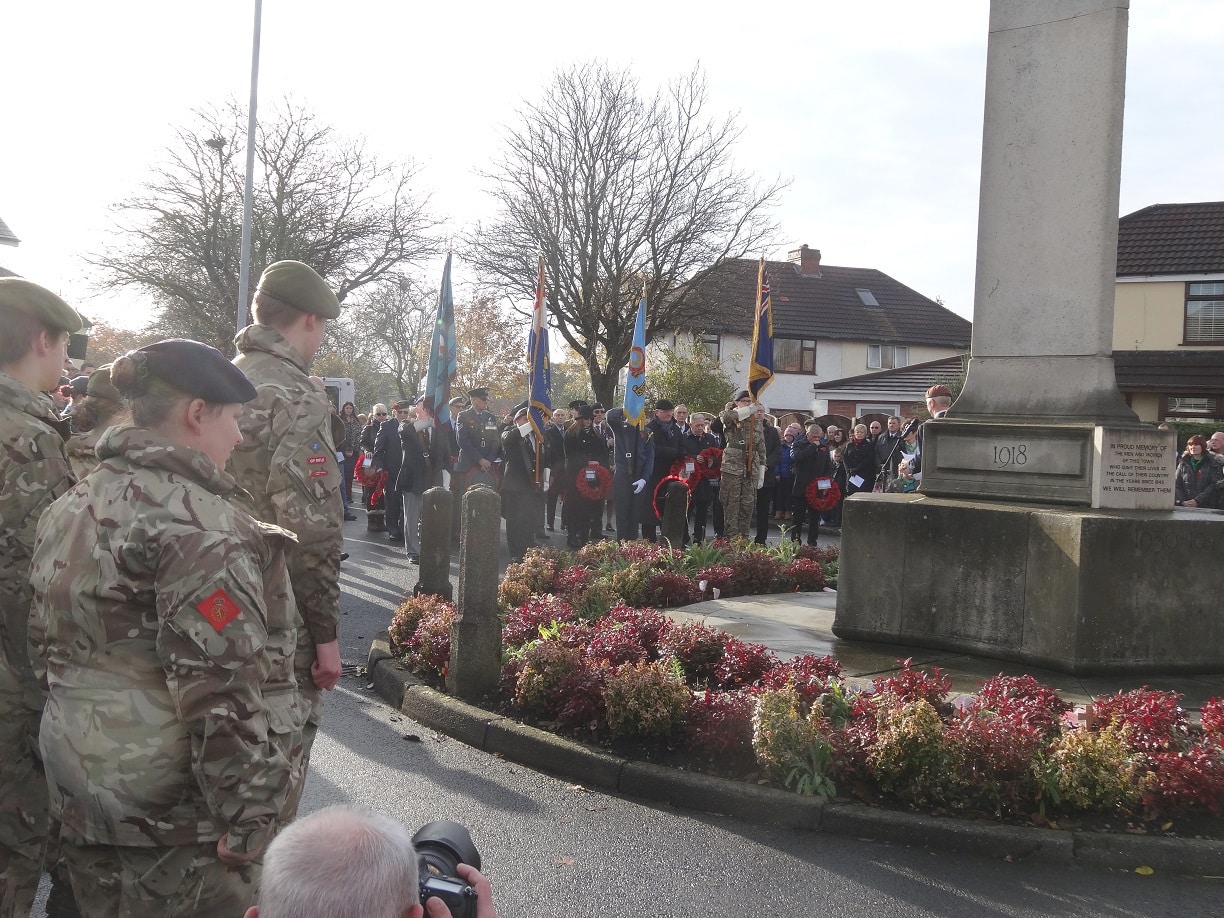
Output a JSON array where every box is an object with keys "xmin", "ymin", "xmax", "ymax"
[
  {"xmin": 623, "ymin": 292, "xmax": 647, "ymax": 428},
  {"xmin": 423, "ymin": 252, "xmax": 458, "ymax": 426},
  {"xmin": 527, "ymin": 256, "xmax": 552, "ymax": 481},
  {"xmin": 747, "ymin": 257, "xmax": 774, "ymax": 401}
]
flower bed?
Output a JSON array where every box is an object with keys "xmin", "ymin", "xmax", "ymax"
[{"xmin": 388, "ymin": 540, "xmax": 1224, "ymax": 830}]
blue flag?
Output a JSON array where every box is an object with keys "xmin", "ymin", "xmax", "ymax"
[
  {"xmin": 527, "ymin": 257, "xmax": 552, "ymax": 480},
  {"xmin": 623, "ymin": 294, "xmax": 647, "ymax": 428},
  {"xmin": 747, "ymin": 257, "xmax": 774, "ymax": 401},
  {"xmin": 423, "ymin": 253, "xmax": 458, "ymax": 426}
]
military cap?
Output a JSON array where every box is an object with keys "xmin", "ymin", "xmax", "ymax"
[
  {"xmin": 0, "ymin": 277, "xmax": 83, "ymax": 333},
  {"xmin": 468, "ymin": 387, "xmax": 489, "ymax": 401},
  {"xmin": 926, "ymin": 384, "xmax": 953, "ymax": 399},
  {"xmin": 591, "ymin": 402, "xmax": 605, "ymax": 411},
  {"xmin": 255, "ymin": 260, "xmax": 341, "ymax": 319},
  {"xmin": 448, "ymin": 396, "xmax": 467, "ymax": 406},
  {"xmin": 69, "ymin": 375, "xmax": 90, "ymax": 395},
  {"xmin": 86, "ymin": 364, "xmax": 122, "ymax": 402},
  {"xmin": 655, "ymin": 398, "xmax": 675, "ymax": 411},
  {"xmin": 123, "ymin": 339, "xmax": 257, "ymax": 403},
  {"xmin": 392, "ymin": 399, "xmax": 413, "ymax": 411},
  {"xmin": 575, "ymin": 404, "xmax": 595, "ymax": 420},
  {"xmin": 568, "ymin": 399, "xmax": 589, "ymax": 411},
  {"xmin": 732, "ymin": 389, "xmax": 751, "ymax": 402},
  {"xmin": 413, "ymin": 394, "xmax": 427, "ymax": 406}
]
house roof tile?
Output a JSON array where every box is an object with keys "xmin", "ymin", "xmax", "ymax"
[
  {"xmin": 813, "ymin": 354, "xmax": 966, "ymax": 396},
  {"xmin": 685, "ymin": 257, "xmax": 972, "ymax": 348},
  {"xmin": 1116, "ymin": 202, "xmax": 1224, "ymax": 276}
]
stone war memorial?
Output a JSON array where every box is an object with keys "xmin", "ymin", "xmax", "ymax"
[{"xmin": 835, "ymin": 0, "xmax": 1223, "ymax": 675}]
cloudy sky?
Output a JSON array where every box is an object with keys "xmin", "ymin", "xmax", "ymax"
[{"xmin": 1, "ymin": 1, "xmax": 1220, "ymax": 330}]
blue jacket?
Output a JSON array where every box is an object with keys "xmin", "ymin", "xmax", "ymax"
[{"xmin": 605, "ymin": 407, "xmax": 655, "ymax": 482}]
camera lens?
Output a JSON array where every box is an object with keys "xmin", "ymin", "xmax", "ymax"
[{"xmin": 412, "ymin": 820, "xmax": 481, "ymax": 875}]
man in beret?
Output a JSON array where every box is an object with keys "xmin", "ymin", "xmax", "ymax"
[
  {"xmin": 228, "ymin": 260, "xmax": 344, "ymax": 815},
  {"xmin": 912, "ymin": 384, "xmax": 954, "ymax": 477},
  {"xmin": 0, "ymin": 277, "xmax": 82, "ymax": 914},
  {"xmin": 642, "ymin": 399, "xmax": 684, "ymax": 543},
  {"xmin": 374, "ymin": 401, "xmax": 412, "ymax": 544},
  {"xmin": 454, "ymin": 386, "xmax": 501, "ymax": 495}
]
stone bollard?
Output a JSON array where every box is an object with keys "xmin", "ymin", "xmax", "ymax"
[
  {"xmin": 415, "ymin": 486, "xmax": 453, "ymax": 601},
  {"xmin": 661, "ymin": 480, "xmax": 690, "ymax": 549},
  {"xmin": 447, "ymin": 485, "xmax": 502, "ymax": 701}
]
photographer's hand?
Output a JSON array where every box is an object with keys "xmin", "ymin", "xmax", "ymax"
[{"xmin": 423, "ymin": 864, "xmax": 499, "ymax": 918}]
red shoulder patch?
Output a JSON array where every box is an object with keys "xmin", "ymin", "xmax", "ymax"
[{"xmin": 196, "ymin": 589, "xmax": 243, "ymax": 632}]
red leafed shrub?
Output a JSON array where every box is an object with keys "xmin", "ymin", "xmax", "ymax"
[
  {"xmin": 389, "ymin": 594, "xmax": 454, "ymax": 652},
  {"xmin": 1202, "ymin": 697, "xmax": 1224, "ymax": 746},
  {"xmin": 695, "ymin": 565, "xmax": 736, "ymax": 596},
  {"xmin": 1141, "ymin": 746, "xmax": 1224, "ymax": 817},
  {"xmin": 554, "ymin": 661, "xmax": 612, "ymax": 733},
  {"xmin": 616, "ymin": 542, "xmax": 682, "ymax": 569},
  {"xmin": 586, "ymin": 604, "xmax": 674, "ymax": 666},
  {"xmin": 761, "ymin": 655, "xmax": 844, "ymax": 707},
  {"xmin": 829, "ymin": 690, "xmax": 880, "ymax": 784},
  {"xmin": 945, "ymin": 710, "xmax": 1045, "ymax": 814},
  {"xmin": 501, "ymin": 595, "xmax": 579, "ymax": 649},
  {"xmin": 501, "ymin": 550, "xmax": 560, "ymax": 594},
  {"xmin": 713, "ymin": 637, "xmax": 779, "ymax": 691},
  {"xmin": 660, "ymin": 621, "xmax": 727, "ymax": 685},
  {"xmin": 871, "ymin": 658, "xmax": 952, "ymax": 709},
  {"xmin": 685, "ymin": 689, "xmax": 756, "ymax": 762},
  {"xmin": 1092, "ymin": 686, "xmax": 1190, "ymax": 754},
  {"xmin": 400, "ymin": 602, "xmax": 456, "ymax": 684},
  {"xmin": 646, "ymin": 571, "xmax": 704, "ymax": 608},
  {"xmin": 781, "ymin": 558, "xmax": 825, "ymax": 592},
  {"xmin": 551, "ymin": 564, "xmax": 593, "ymax": 598},
  {"xmin": 797, "ymin": 544, "xmax": 839, "ymax": 565},
  {"xmin": 726, "ymin": 552, "xmax": 783, "ymax": 596},
  {"xmin": 963, "ymin": 674, "xmax": 1071, "ymax": 739}
]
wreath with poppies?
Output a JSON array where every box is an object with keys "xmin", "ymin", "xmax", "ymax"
[
  {"xmin": 805, "ymin": 476, "xmax": 842, "ymax": 512},
  {"xmin": 668, "ymin": 447, "xmax": 723, "ymax": 488},
  {"xmin": 356, "ymin": 463, "xmax": 388, "ymax": 510},
  {"xmin": 652, "ymin": 474, "xmax": 691, "ymax": 520},
  {"xmin": 574, "ymin": 463, "xmax": 613, "ymax": 500}
]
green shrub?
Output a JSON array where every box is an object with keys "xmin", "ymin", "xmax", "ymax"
[
  {"xmin": 1035, "ymin": 724, "xmax": 1141, "ymax": 813},
  {"xmin": 869, "ymin": 699, "xmax": 949, "ymax": 805},
  {"xmin": 752, "ymin": 685, "xmax": 823, "ymax": 784},
  {"xmin": 608, "ymin": 562, "xmax": 652, "ymax": 606},
  {"xmin": 571, "ymin": 578, "xmax": 620, "ymax": 620},
  {"xmin": 513, "ymin": 640, "xmax": 583, "ymax": 716},
  {"xmin": 602, "ymin": 661, "xmax": 690, "ymax": 740}
]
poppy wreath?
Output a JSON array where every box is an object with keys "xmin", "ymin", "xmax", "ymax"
[
  {"xmin": 574, "ymin": 463, "xmax": 613, "ymax": 500},
  {"xmin": 668, "ymin": 459, "xmax": 703, "ymax": 490},
  {"xmin": 364, "ymin": 470, "xmax": 389, "ymax": 510},
  {"xmin": 805, "ymin": 477, "xmax": 841, "ymax": 512},
  {"xmin": 652, "ymin": 474, "xmax": 692, "ymax": 521},
  {"xmin": 697, "ymin": 447, "xmax": 723, "ymax": 478}
]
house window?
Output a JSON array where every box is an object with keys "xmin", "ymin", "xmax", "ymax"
[
  {"xmin": 1184, "ymin": 282, "xmax": 1224, "ymax": 344},
  {"xmin": 1163, "ymin": 395, "xmax": 1220, "ymax": 420},
  {"xmin": 867, "ymin": 344, "xmax": 908, "ymax": 369},
  {"xmin": 774, "ymin": 337, "xmax": 816, "ymax": 373},
  {"xmin": 696, "ymin": 333, "xmax": 720, "ymax": 361}
]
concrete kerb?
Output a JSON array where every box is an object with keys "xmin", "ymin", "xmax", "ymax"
[{"xmin": 367, "ymin": 635, "xmax": 1224, "ymax": 877}]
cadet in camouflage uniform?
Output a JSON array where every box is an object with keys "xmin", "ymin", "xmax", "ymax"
[
  {"xmin": 64, "ymin": 364, "xmax": 123, "ymax": 481},
  {"xmin": 718, "ymin": 389, "xmax": 767, "ymax": 539},
  {"xmin": 228, "ymin": 260, "xmax": 343, "ymax": 801},
  {"xmin": 28, "ymin": 339, "xmax": 303, "ymax": 917},
  {"xmin": 0, "ymin": 278, "xmax": 82, "ymax": 917}
]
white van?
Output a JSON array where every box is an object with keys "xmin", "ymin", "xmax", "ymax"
[{"xmin": 323, "ymin": 377, "xmax": 356, "ymax": 412}]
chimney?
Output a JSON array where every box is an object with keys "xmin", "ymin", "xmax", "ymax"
[{"xmin": 788, "ymin": 244, "xmax": 821, "ymax": 276}]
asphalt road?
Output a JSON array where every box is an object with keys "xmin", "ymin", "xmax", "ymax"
[{"xmin": 32, "ymin": 514, "xmax": 1224, "ymax": 916}]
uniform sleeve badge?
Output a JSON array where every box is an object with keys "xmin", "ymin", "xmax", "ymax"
[{"xmin": 196, "ymin": 589, "xmax": 243, "ymax": 632}]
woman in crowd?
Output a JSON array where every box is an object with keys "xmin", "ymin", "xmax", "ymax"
[
  {"xmin": 842, "ymin": 423, "xmax": 879, "ymax": 499},
  {"xmin": 28, "ymin": 339, "xmax": 304, "ymax": 915},
  {"xmin": 64, "ymin": 364, "xmax": 123, "ymax": 480},
  {"xmin": 773, "ymin": 423, "xmax": 800, "ymax": 522},
  {"xmin": 338, "ymin": 400, "xmax": 364, "ymax": 506},
  {"xmin": 1174, "ymin": 433, "xmax": 1222, "ymax": 508}
]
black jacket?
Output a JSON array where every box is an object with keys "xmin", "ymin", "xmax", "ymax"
[{"xmin": 394, "ymin": 421, "xmax": 444, "ymax": 495}]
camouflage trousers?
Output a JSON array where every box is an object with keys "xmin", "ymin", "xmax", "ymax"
[
  {"xmin": 60, "ymin": 840, "xmax": 261, "ymax": 918},
  {"xmin": 719, "ymin": 471, "xmax": 756, "ymax": 539},
  {"xmin": 0, "ymin": 673, "xmax": 47, "ymax": 918}
]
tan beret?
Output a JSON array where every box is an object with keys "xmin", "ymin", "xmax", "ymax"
[
  {"xmin": 255, "ymin": 260, "xmax": 340, "ymax": 319},
  {"xmin": 0, "ymin": 277, "xmax": 83, "ymax": 333},
  {"xmin": 86, "ymin": 364, "xmax": 122, "ymax": 402}
]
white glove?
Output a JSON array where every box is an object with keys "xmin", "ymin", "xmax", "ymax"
[
  {"xmin": 756, "ymin": 465, "xmax": 767, "ymax": 489},
  {"xmin": 632, "ymin": 479, "xmax": 646, "ymax": 494}
]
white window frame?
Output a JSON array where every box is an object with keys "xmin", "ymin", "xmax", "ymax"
[{"xmin": 867, "ymin": 344, "xmax": 909, "ymax": 370}]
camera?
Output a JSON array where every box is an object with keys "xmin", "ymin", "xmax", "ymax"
[{"xmin": 413, "ymin": 820, "xmax": 481, "ymax": 918}]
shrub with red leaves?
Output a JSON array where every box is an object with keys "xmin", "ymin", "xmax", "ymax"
[
  {"xmin": 797, "ymin": 544, "xmax": 839, "ymax": 565},
  {"xmin": 713, "ymin": 637, "xmax": 779, "ymax": 691},
  {"xmin": 963, "ymin": 674, "xmax": 1071, "ymax": 739},
  {"xmin": 781, "ymin": 558, "xmax": 825, "ymax": 592},
  {"xmin": 501, "ymin": 595, "xmax": 579, "ymax": 649},
  {"xmin": 646, "ymin": 571, "xmax": 703, "ymax": 608},
  {"xmin": 400, "ymin": 603, "xmax": 456, "ymax": 684},
  {"xmin": 551, "ymin": 564, "xmax": 593, "ymax": 598},
  {"xmin": 685, "ymin": 689, "xmax": 756, "ymax": 762},
  {"xmin": 1092, "ymin": 686, "xmax": 1190, "ymax": 754},
  {"xmin": 1141, "ymin": 746, "xmax": 1224, "ymax": 817},
  {"xmin": 1202, "ymin": 697, "xmax": 1224, "ymax": 747},
  {"xmin": 871, "ymin": 658, "xmax": 952, "ymax": 708},
  {"xmin": 615, "ymin": 542, "xmax": 683, "ymax": 569},
  {"xmin": 389, "ymin": 594, "xmax": 454, "ymax": 652},
  {"xmin": 945, "ymin": 710, "xmax": 1045, "ymax": 814},
  {"xmin": 554, "ymin": 661, "xmax": 612, "ymax": 733},
  {"xmin": 761, "ymin": 654, "xmax": 844, "ymax": 707},
  {"xmin": 828, "ymin": 690, "xmax": 880, "ymax": 784},
  {"xmin": 586, "ymin": 604, "xmax": 674, "ymax": 666},
  {"xmin": 726, "ymin": 552, "xmax": 783, "ymax": 596},
  {"xmin": 660, "ymin": 620, "xmax": 727, "ymax": 685},
  {"xmin": 695, "ymin": 565, "xmax": 735, "ymax": 596}
]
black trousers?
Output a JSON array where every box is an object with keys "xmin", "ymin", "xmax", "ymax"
[{"xmin": 504, "ymin": 489, "xmax": 543, "ymax": 562}]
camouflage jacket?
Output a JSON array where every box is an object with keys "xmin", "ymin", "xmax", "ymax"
[
  {"xmin": 65, "ymin": 425, "xmax": 104, "ymax": 481},
  {"xmin": 0, "ymin": 370, "xmax": 74, "ymax": 708},
  {"xmin": 27, "ymin": 426, "xmax": 301, "ymax": 854},
  {"xmin": 718, "ymin": 409, "xmax": 767, "ymax": 478},
  {"xmin": 230, "ymin": 324, "xmax": 342, "ymax": 659}
]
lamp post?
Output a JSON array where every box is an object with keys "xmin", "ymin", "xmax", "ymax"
[{"xmin": 236, "ymin": 0, "xmax": 263, "ymax": 336}]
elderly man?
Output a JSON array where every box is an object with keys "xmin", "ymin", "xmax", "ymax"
[
  {"xmin": 642, "ymin": 399, "xmax": 684, "ymax": 543},
  {"xmin": 1208, "ymin": 431, "xmax": 1224, "ymax": 467},
  {"xmin": 913, "ymin": 384, "xmax": 953, "ymax": 477}
]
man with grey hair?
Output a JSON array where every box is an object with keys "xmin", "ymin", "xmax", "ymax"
[
  {"xmin": 1208, "ymin": 431, "xmax": 1224, "ymax": 467},
  {"xmin": 246, "ymin": 805, "xmax": 497, "ymax": 918}
]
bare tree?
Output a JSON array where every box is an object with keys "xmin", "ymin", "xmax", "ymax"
[
  {"xmin": 467, "ymin": 63, "xmax": 785, "ymax": 406},
  {"xmin": 91, "ymin": 99, "xmax": 441, "ymax": 352}
]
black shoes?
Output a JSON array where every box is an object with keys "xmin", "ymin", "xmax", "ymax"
[
  {"xmin": 407, "ymin": 553, "xmax": 419, "ymax": 564},
  {"xmin": 340, "ymin": 552, "xmax": 349, "ymax": 561},
  {"xmin": 344, "ymin": 512, "xmax": 358, "ymax": 521},
  {"xmin": 388, "ymin": 532, "xmax": 404, "ymax": 542}
]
